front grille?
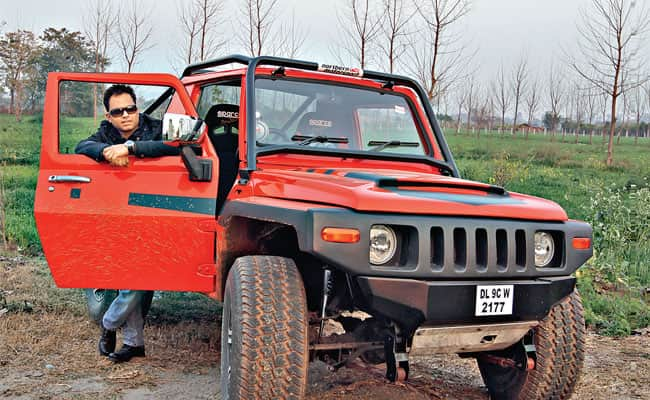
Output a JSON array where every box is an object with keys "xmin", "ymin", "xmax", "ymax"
[{"xmin": 430, "ymin": 223, "xmax": 560, "ymax": 274}]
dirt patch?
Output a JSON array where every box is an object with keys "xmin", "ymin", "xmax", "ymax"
[{"xmin": 1, "ymin": 256, "xmax": 649, "ymax": 399}]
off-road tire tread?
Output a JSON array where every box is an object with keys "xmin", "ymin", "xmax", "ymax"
[
  {"xmin": 222, "ymin": 256, "xmax": 309, "ymax": 400},
  {"xmin": 478, "ymin": 290, "xmax": 585, "ymax": 400},
  {"xmin": 519, "ymin": 290, "xmax": 585, "ymax": 400}
]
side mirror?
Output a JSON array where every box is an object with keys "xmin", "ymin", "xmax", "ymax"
[
  {"xmin": 162, "ymin": 113, "xmax": 205, "ymax": 142},
  {"xmin": 181, "ymin": 145, "xmax": 212, "ymax": 182}
]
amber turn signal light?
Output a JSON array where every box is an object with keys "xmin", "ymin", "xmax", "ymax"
[
  {"xmin": 572, "ymin": 237, "xmax": 591, "ymax": 250},
  {"xmin": 321, "ymin": 227, "xmax": 360, "ymax": 243}
]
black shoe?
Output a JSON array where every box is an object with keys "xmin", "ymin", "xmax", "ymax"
[
  {"xmin": 98, "ymin": 323, "xmax": 116, "ymax": 356},
  {"xmin": 108, "ymin": 344, "xmax": 145, "ymax": 363}
]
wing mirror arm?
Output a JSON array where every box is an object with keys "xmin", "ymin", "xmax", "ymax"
[{"xmin": 181, "ymin": 145, "xmax": 212, "ymax": 182}]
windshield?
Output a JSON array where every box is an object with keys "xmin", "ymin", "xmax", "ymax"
[{"xmin": 254, "ymin": 78, "xmax": 432, "ymax": 156}]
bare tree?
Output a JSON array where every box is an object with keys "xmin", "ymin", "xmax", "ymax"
[
  {"xmin": 84, "ymin": 0, "xmax": 115, "ymax": 121},
  {"xmin": 335, "ymin": 0, "xmax": 382, "ymax": 68},
  {"xmin": 645, "ymin": 83, "xmax": 650, "ymax": 139},
  {"xmin": 276, "ymin": 11, "xmax": 307, "ymax": 58},
  {"xmin": 414, "ymin": 0, "xmax": 470, "ymax": 98},
  {"xmin": 454, "ymin": 84, "xmax": 466, "ymax": 134},
  {"xmin": 379, "ymin": 0, "xmax": 412, "ymax": 73},
  {"xmin": 492, "ymin": 64, "xmax": 510, "ymax": 133},
  {"xmin": 524, "ymin": 77, "xmax": 540, "ymax": 139},
  {"xmin": 617, "ymin": 83, "xmax": 629, "ymax": 144},
  {"xmin": 572, "ymin": 83, "xmax": 585, "ymax": 143},
  {"xmin": 116, "ymin": 2, "xmax": 154, "ymax": 72},
  {"xmin": 472, "ymin": 87, "xmax": 492, "ymax": 136},
  {"xmin": 240, "ymin": 0, "xmax": 284, "ymax": 57},
  {"xmin": 548, "ymin": 64, "xmax": 565, "ymax": 137},
  {"xmin": 0, "ymin": 30, "xmax": 39, "ymax": 121},
  {"xmin": 178, "ymin": 2, "xmax": 201, "ymax": 65},
  {"xmin": 510, "ymin": 56, "xmax": 528, "ymax": 133},
  {"xmin": 584, "ymin": 87, "xmax": 599, "ymax": 144},
  {"xmin": 178, "ymin": 0, "xmax": 225, "ymax": 65},
  {"xmin": 463, "ymin": 76, "xmax": 478, "ymax": 131},
  {"xmin": 406, "ymin": 29, "xmax": 469, "ymax": 104},
  {"xmin": 570, "ymin": 0, "xmax": 650, "ymax": 165},
  {"xmin": 630, "ymin": 80, "xmax": 646, "ymax": 144},
  {"xmin": 599, "ymin": 91, "xmax": 610, "ymax": 142}
]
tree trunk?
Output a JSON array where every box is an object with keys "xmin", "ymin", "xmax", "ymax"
[
  {"xmin": 606, "ymin": 99, "xmax": 617, "ymax": 167},
  {"xmin": 9, "ymin": 89, "xmax": 15, "ymax": 115}
]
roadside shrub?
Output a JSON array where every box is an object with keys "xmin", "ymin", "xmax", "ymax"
[
  {"xmin": 585, "ymin": 179, "xmax": 650, "ymax": 286},
  {"xmin": 488, "ymin": 151, "xmax": 531, "ymax": 187},
  {"xmin": 579, "ymin": 178, "xmax": 650, "ymax": 335},
  {"xmin": 528, "ymin": 144, "xmax": 570, "ymax": 167},
  {"xmin": 578, "ymin": 271, "xmax": 650, "ymax": 336}
]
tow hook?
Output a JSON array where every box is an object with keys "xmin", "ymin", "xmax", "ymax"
[
  {"xmin": 478, "ymin": 333, "xmax": 537, "ymax": 371},
  {"xmin": 478, "ymin": 354, "xmax": 530, "ymax": 370},
  {"xmin": 384, "ymin": 334, "xmax": 409, "ymax": 382}
]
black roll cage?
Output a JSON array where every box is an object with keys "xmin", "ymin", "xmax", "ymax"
[{"xmin": 181, "ymin": 54, "xmax": 459, "ymax": 178}]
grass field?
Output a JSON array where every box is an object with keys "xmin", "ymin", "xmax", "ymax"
[{"xmin": 1, "ymin": 113, "xmax": 648, "ymax": 335}]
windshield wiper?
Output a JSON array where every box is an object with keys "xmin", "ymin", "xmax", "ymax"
[
  {"xmin": 368, "ymin": 140, "xmax": 420, "ymax": 152},
  {"xmin": 291, "ymin": 135, "xmax": 349, "ymax": 146}
]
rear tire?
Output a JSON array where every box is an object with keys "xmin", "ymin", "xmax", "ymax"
[
  {"xmin": 84, "ymin": 289, "xmax": 154, "ymax": 325},
  {"xmin": 477, "ymin": 290, "xmax": 585, "ymax": 400},
  {"xmin": 220, "ymin": 256, "xmax": 309, "ymax": 400}
]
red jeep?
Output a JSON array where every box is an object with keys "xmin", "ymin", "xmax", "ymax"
[{"xmin": 34, "ymin": 55, "xmax": 592, "ymax": 399}]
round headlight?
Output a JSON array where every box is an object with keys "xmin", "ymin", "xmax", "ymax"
[
  {"xmin": 369, "ymin": 225, "xmax": 397, "ymax": 265},
  {"xmin": 534, "ymin": 232, "xmax": 555, "ymax": 267}
]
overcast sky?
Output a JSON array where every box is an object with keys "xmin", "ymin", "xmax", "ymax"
[{"xmin": 1, "ymin": 0, "xmax": 649, "ymax": 113}]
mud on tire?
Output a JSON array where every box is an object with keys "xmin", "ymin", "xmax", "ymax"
[
  {"xmin": 477, "ymin": 290, "xmax": 586, "ymax": 400},
  {"xmin": 220, "ymin": 256, "xmax": 309, "ymax": 400}
]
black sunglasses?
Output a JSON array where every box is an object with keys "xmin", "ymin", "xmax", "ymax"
[{"xmin": 108, "ymin": 104, "xmax": 138, "ymax": 117}]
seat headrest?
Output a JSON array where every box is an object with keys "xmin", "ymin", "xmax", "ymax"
[{"xmin": 204, "ymin": 104, "xmax": 239, "ymax": 134}]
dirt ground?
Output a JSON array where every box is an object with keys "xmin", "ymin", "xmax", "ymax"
[{"xmin": 1, "ymin": 255, "xmax": 649, "ymax": 399}]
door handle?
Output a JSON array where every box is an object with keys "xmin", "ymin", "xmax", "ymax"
[{"xmin": 48, "ymin": 175, "xmax": 91, "ymax": 183}]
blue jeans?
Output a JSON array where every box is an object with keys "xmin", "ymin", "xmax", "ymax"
[{"xmin": 102, "ymin": 290, "xmax": 146, "ymax": 347}]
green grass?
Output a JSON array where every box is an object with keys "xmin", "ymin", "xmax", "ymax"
[{"xmin": 1, "ymin": 114, "xmax": 648, "ymax": 335}]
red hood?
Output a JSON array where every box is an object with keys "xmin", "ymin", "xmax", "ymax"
[{"xmin": 250, "ymin": 167, "xmax": 568, "ymax": 221}]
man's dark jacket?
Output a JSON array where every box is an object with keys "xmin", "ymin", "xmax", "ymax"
[{"xmin": 75, "ymin": 113, "xmax": 179, "ymax": 161}]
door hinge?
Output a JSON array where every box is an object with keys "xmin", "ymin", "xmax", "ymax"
[
  {"xmin": 197, "ymin": 264, "xmax": 218, "ymax": 277},
  {"xmin": 198, "ymin": 219, "xmax": 219, "ymax": 232}
]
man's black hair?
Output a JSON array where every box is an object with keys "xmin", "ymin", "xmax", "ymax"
[{"xmin": 103, "ymin": 84, "xmax": 137, "ymax": 111}]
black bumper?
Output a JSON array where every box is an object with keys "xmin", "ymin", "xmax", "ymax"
[{"xmin": 356, "ymin": 275, "xmax": 576, "ymax": 332}]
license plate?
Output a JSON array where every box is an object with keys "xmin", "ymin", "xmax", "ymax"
[{"xmin": 475, "ymin": 285, "xmax": 514, "ymax": 316}]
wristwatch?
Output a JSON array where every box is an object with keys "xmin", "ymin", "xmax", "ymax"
[{"xmin": 124, "ymin": 140, "xmax": 135, "ymax": 155}]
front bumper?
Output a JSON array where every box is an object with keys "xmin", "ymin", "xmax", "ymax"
[{"xmin": 356, "ymin": 275, "xmax": 576, "ymax": 332}]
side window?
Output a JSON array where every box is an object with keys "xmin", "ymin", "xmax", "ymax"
[
  {"xmin": 58, "ymin": 81, "xmax": 169, "ymax": 154},
  {"xmin": 197, "ymin": 82, "xmax": 241, "ymax": 118}
]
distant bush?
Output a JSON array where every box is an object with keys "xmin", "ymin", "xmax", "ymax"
[{"xmin": 528, "ymin": 144, "xmax": 571, "ymax": 166}]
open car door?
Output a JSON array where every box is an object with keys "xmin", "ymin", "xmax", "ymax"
[{"xmin": 34, "ymin": 72, "xmax": 218, "ymax": 292}]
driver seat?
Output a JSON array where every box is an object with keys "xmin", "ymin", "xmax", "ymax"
[{"xmin": 204, "ymin": 104, "xmax": 239, "ymax": 212}]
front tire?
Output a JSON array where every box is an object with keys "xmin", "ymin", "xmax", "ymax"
[
  {"xmin": 477, "ymin": 290, "xmax": 586, "ymax": 400},
  {"xmin": 220, "ymin": 256, "xmax": 309, "ymax": 400}
]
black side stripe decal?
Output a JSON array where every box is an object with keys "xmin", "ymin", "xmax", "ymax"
[{"xmin": 128, "ymin": 193, "xmax": 216, "ymax": 215}]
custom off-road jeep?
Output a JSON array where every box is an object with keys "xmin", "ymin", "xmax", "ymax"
[{"xmin": 34, "ymin": 55, "xmax": 592, "ymax": 399}]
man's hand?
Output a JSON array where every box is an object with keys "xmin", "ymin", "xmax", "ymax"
[{"xmin": 102, "ymin": 144, "xmax": 129, "ymax": 167}]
